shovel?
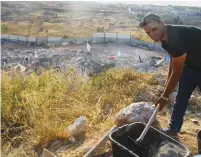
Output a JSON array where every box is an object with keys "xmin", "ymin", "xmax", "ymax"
[
  {"xmin": 128, "ymin": 105, "xmax": 160, "ymax": 156},
  {"xmin": 136, "ymin": 104, "xmax": 160, "ymax": 142}
]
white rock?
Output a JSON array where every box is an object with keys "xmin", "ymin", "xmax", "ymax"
[
  {"xmin": 12, "ymin": 64, "xmax": 26, "ymax": 73},
  {"xmin": 104, "ymin": 104, "xmax": 111, "ymax": 115},
  {"xmin": 61, "ymin": 42, "xmax": 69, "ymax": 46},
  {"xmin": 69, "ymin": 136, "xmax": 77, "ymax": 143},
  {"xmin": 65, "ymin": 116, "xmax": 86, "ymax": 137},
  {"xmin": 114, "ymin": 102, "xmax": 155, "ymax": 126},
  {"xmin": 76, "ymin": 41, "xmax": 84, "ymax": 44},
  {"xmin": 70, "ymin": 49, "xmax": 76, "ymax": 52}
]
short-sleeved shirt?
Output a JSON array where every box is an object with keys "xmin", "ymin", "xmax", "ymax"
[{"xmin": 161, "ymin": 24, "xmax": 201, "ymax": 71}]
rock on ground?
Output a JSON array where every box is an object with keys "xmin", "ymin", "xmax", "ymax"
[{"xmin": 114, "ymin": 102, "xmax": 155, "ymax": 126}]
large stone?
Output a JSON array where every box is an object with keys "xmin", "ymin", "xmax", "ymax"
[
  {"xmin": 65, "ymin": 116, "xmax": 86, "ymax": 137},
  {"xmin": 114, "ymin": 102, "xmax": 155, "ymax": 126}
]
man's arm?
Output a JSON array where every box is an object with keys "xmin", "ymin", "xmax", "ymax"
[
  {"xmin": 163, "ymin": 53, "xmax": 186, "ymax": 98},
  {"xmin": 155, "ymin": 53, "xmax": 186, "ymax": 111}
]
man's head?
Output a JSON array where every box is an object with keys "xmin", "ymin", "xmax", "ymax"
[{"xmin": 140, "ymin": 13, "xmax": 165, "ymax": 42}]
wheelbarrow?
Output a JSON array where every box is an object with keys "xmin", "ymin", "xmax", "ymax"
[{"xmin": 109, "ymin": 122, "xmax": 191, "ymax": 157}]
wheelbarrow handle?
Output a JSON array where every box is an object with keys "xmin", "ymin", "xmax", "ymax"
[{"xmin": 136, "ymin": 105, "xmax": 160, "ymax": 142}]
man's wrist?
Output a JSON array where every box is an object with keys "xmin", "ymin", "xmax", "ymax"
[
  {"xmin": 161, "ymin": 94, "xmax": 169, "ymax": 101},
  {"xmin": 162, "ymin": 92, "xmax": 169, "ymax": 98}
]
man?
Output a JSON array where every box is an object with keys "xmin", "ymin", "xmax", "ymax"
[{"xmin": 140, "ymin": 13, "xmax": 201, "ymax": 136}]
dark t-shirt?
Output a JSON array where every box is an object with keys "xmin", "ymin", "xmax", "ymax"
[{"xmin": 161, "ymin": 24, "xmax": 201, "ymax": 71}]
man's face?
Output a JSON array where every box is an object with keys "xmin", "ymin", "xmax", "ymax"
[{"xmin": 143, "ymin": 21, "xmax": 165, "ymax": 42}]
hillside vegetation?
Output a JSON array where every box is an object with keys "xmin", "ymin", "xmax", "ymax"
[{"xmin": 2, "ymin": 68, "xmax": 201, "ymax": 157}]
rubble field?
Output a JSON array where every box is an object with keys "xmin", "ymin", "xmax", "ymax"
[{"xmin": 1, "ymin": 42, "xmax": 167, "ymax": 76}]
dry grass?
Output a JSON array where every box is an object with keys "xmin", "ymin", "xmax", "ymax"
[
  {"xmin": 1, "ymin": 20, "xmax": 152, "ymax": 41},
  {"xmin": 1, "ymin": 21, "xmax": 93, "ymax": 38},
  {"xmin": 1, "ymin": 68, "xmax": 152, "ymax": 157},
  {"xmin": 2, "ymin": 68, "xmax": 200, "ymax": 157},
  {"xmin": 113, "ymin": 29, "xmax": 152, "ymax": 42},
  {"xmin": 1, "ymin": 2, "xmax": 155, "ymax": 41}
]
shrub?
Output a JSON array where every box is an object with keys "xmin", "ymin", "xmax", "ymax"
[
  {"xmin": 1, "ymin": 24, "xmax": 8, "ymax": 32},
  {"xmin": 62, "ymin": 34, "xmax": 70, "ymax": 39},
  {"xmin": 97, "ymin": 27, "xmax": 104, "ymax": 32}
]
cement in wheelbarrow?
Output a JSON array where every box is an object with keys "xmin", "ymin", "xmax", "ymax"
[{"xmin": 109, "ymin": 122, "xmax": 191, "ymax": 157}]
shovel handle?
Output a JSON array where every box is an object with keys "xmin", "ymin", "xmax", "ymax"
[{"xmin": 136, "ymin": 105, "xmax": 160, "ymax": 142}]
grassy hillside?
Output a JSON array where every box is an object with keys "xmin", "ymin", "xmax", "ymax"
[
  {"xmin": 1, "ymin": 21, "xmax": 151, "ymax": 40},
  {"xmin": 2, "ymin": 68, "xmax": 201, "ymax": 157},
  {"xmin": 1, "ymin": 2, "xmax": 152, "ymax": 42}
]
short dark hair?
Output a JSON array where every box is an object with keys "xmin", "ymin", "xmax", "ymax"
[{"xmin": 139, "ymin": 13, "xmax": 162, "ymax": 27}]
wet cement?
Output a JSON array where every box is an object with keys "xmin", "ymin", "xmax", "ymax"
[
  {"xmin": 125, "ymin": 135, "xmax": 187, "ymax": 157},
  {"xmin": 151, "ymin": 140, "xmax": 186, "ymax": 157},
  {"xmin": 112, "ymin": 123, "xmax": 188, "ymax": 157}
]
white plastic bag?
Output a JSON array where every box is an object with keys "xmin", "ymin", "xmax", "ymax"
[
  {"xmin": 117, "ymin": 50, "xmax": 121, "ymax": 57},
  {"xmin": 87, "ymin": 42, "xmax": 91, "ymax": 53},
  {"xmin": 34, "ymin": 51, "xmax": 38, "ymax": 58}
]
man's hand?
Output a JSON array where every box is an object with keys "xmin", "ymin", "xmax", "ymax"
[{"xmin": 155, "ymin": 96, "xmax": 168, "ymax": 111}]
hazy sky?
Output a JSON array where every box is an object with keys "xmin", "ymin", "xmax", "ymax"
[
  {"xmin": 99, "ymin": 1, "xmax": 201, "ymax": 7},
  {"xmin": 4, "ymin": 0, "xmax": 201, "ymax": 7},
  {"xmin": 127, "ymin": 1, "xmax": 201, "ymax": 7}
]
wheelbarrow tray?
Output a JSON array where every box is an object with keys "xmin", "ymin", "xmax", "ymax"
[{"xmin": 109, "ymin": 122, "xmax": 191, "ymax": 157}]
